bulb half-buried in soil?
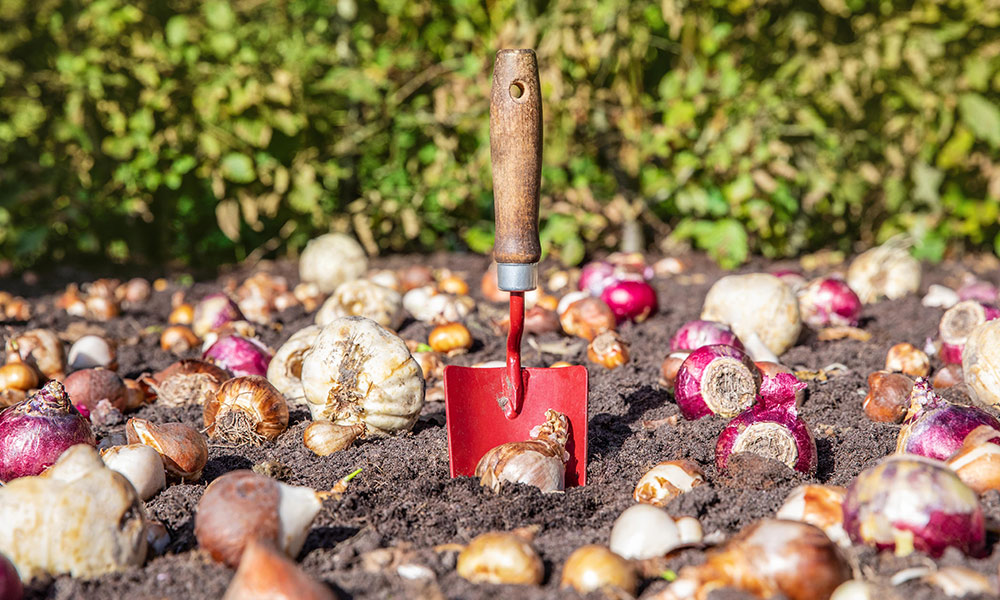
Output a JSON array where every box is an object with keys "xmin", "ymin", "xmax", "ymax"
[
  {"xmin": 701, "ymin": 357, "xmax": 758, "ymax": 417},
  {"xmin": 731, "ymin": 422, "xmax": 798, "ymax": 470}
]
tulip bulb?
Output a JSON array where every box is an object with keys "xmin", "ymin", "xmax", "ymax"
[
  {"xmin": 653, "ymin": 519, "xmax": 851, "ymax": 600},
  {"xmin": 146, "ymin": 359, "xmax": 230, "ymax": 407},
  {"xmin": 863, "ymin": 371, "xmax": 913, "ymax": 423},
  {"xmin": 775, "ymin": 485, "xmax": 850, "ymax": 548},
  {"xmin": 204, "ymin": 376, "xmax": 289, "ymax": 445},
  {"xmin": 195, "ymin": 470, "xmax": 326, "ymax": 567},
  {"xmin": 100, "ymin": 444, "xmax": 166, "ymax": 501},
  {"xmin": 560, "ymin": 545, "xmax": 637, "ymax": 595},
  {"xmin": 885, "ymin": 342, "xmax": 929, "ymax": 377},
  {"xmin": 303, "ymin": 421, "xmax": 364, "ymax": 456},
  {"xmin": 608, "ymin": 504, "xmax": 682, "ymax": 560},
  {"xmin": 223, "ymin": 539, "xmax": 336, "ymax": 600},
  {"xmin": 475, "ymin": 409, "xmax": 569, "ymax": 493},
  {"xmin": 559, "ymin": 297, "xmax": 615, "ymax": 341},
  {"xmin": 456, "ymin": 531, "xmax": 543, "ymax": 585},
  {"xmin": 67, "ymin": 335, "xmax": 117, "ymax": 371},
  {"xmin": 587, "ymin": 330, "xmax": 630, "ymax": 369},
  {"xmin": 428, "ymin": 322, "xmax": 472, "ymax": 354},
  {"xmin": 947, "ymin": 425, "xmax": 1000, "ymax": 494},
  {"xmin": 126, "ymin": 418, "xmax": 208, "ymax": 481},
  {"xmin": 12, "ymin": 329, "xmax": 64, "ymax": 379},
  {"xmin": 633, "ymin": 459, "xmax": 705, "ymax": 507}
]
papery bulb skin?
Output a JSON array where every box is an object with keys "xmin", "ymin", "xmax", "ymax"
[
  {"xmin": 669, "ymin": 320, "xmax": 744, "ymax": 353},
  {"xmin": 896, "ymin": 378, "xmax": 1000, "ymax": 461},
  {"xmin": 675, "ymin": 344, "xmax": 761, "ymax": 420},
  {"xmin": 842, "ymin": 455, "xmax": 984, "ymax": 558},
  {"xmin": 475, "ymin": 410, "xmax": 569, "ymax": 493},
  {"xmin": 938, "ymin": 301, "xmax": 1000, "ymax": 365},
  {"xmin": 193, "ymin": 293, "xmax": 245, "ymax": 338},
  {"xmin": 0, "ymin": 381, "xmax": 95, "ymax": 482}
]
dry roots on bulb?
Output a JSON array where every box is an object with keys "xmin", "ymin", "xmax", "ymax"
[
  {"xmin": 633, "ymin": 459, "xmax": 705, "ymax": 507},
  {"xmin": 303, "ymin": 421, "xmax": 364, "ymax": 456},
  {"xmin": 560, "ymin": 545, "xmax": 637, "ymax": 595},
  {"xmin": 475, "ymin": 409, "xmax": 570, "ymax": 493},
  {"xmin": 194, "ymin": 470, "xmax": 326, "ymax": 567},
  {"xmin": 222, "ymin": 538, "xmax": 336, "ymax": 600},
  {"xmin": 315, "ymin": 279, "xmax": 402, "ymax": 329},
  {"xmin": 300, "ymin": 317, "xmax": 424, "ymax": 436},
  {"xmin": 145, "ymin": 359, "xmax": 230, "ymax": 407},
  {"xmin": 0, "ymin": 445, "xmax": 148, "ymax": 581},
  {"xmin": 126, "ymin": 418, "xmax": 209, "ymax": 481},
  {"xmin": 204, "ymin": 376, "xmax": 289, "ymax": 445},
  {"xmin": 456, "ymin": 531, "xmax": 544, "ymax": 585},
  {"xmin": 267, "ymin": 325, "xmax": 321, "ymax": 405}
]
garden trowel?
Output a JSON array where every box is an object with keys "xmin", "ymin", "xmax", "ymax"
[{"xmin": 444, "ymin": 49, "xmax": 588, "ymax": 486}]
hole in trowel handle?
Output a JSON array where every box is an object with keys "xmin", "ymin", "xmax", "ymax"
[{"xmin": 509, "ymin": 81, "xmax": 525, "ymax": 101}]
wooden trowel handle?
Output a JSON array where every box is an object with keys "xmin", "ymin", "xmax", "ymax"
[{"xmin": 490, "ymin": 49, "xmax": 541, "ymax": 266}]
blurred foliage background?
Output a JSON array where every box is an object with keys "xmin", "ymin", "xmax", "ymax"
[{"xmin": 1, "ymin": 0, "xmax": 999, "ymax": 270}]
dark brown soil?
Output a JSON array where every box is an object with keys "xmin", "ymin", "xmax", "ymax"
[{"xmin": 6, "ymin": 251, "xmax": 1000, "ymax": 600}]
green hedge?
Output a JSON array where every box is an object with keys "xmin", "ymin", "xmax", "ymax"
[{"xmin": 1, "ymin": 0, "xmax": 999, "ymax": 269}]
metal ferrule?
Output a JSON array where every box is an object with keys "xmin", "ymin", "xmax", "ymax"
[{"xmin": 496, "ymin": 263, "xmax": 537, "ymax": 292}]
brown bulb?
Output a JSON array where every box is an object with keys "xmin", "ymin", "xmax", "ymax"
[
  {"xmin": 223, "ymin": 539, "xmax": 336, "ymax": 600},
  {"xmin": 659, "ymin": 353, "xmax": 688, "ymax": 389},
  {"xmin": 126, "ymin": 418, "xmax": 209, "ymax": 481},
  {"xmin": 933, "ymin": 363, "xmax": 963, "ymax": 389},
  {"xmin": 147, "ymin": 359, "xmax": 229, "ymax": 406},
  {"xmin": 438, "ymin": 274, "xmax": 469, "ymax": 296},
  {"xmin": 63, "ymin": 367, "xmax": 127, "ymax": 413},
  {"xmin": 0, "ymin": 349, "xmax": 40, "ymax": 392},
  {"xmin": 863, "ymin": 370, "xmax": 913, "ymax": 423},
  {"xmin": 204, "ymin": 376, "xmax": 289, "ymax": 445},
  {"xmin": 523, "ymin": 306, "xmax": 561, "ymax": 334},
  {"xmin": 633, "ymin": 459, "xmax": 705, "ymax": 507},
  {"xmin": 457, "ymin": 531, "xmax": 544, "ymax": 585},
  {"xmin": 560, "ymin": 545, "xmax": 637, "ymax": 595},
  {"xmin": 169, "ymin": 303, "xmax": 195, "ymax": 325},
  {"xmin": 303, "ymin": 421, "xmax": 363, "ymax": 456},
  {"xmin": 560, "ymin": 297, "xmax": 615, "ymax": 341},
  {"xmin": 480, "ymin": 263, "xmax": 507, "ymax": 303}
]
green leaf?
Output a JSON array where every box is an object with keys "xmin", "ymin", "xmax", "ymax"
[
  {"xmin": 204, "ymin": 1, "xmax": 235, "ymax": 29},
  {"xmin": 958, "ymin": 93, "xmax": 1000, "ymax": 148},
  {"xmin": 165, "ymin": 16, "xmax": 188, "ymax": 47},
  {"xmin": 221, "ymin": 153, "xmax": 256, "ymax": 183},
  {"xmin": 462, "ymin": 225, "xmax": 494, "ymax": 254}
]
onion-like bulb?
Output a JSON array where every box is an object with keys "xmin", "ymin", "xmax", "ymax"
[
  {"xmin": 315, "ymin": 279, "xmax": 402, "ymax": 329},
  {"xmin": 939, "ymin": 301, "xmax": 1000, "ymax": 364},
  {"xmin": 962, "ymin": 318, "xmax": 1000, "ymax": 411},
  {"xmin": 842, "ymin": 454, "xmax": 984, "ymax": 557},
  {"xmin": 11, "ymin": 329, "xmax": 64, "ymax": 379},
  {"xmin": 716, "ymin": 373, "xmax": 816, "ymax": 474},
  {"xmin": 456, "ymin": 530, "xmax": 543, "ymax": 585},
  {"xmin": 204, "ymin": 376, "xmax": 289, "ymax": 445},
  {"xmin": 669, "ymin": 320, "xmax": 743, "ymax": 353},
  {"xmin": 192, "ymin": 293, "xmax": 245, "ymax": 338},
  {"xmin": 846, "ymin": 239, "xmax": 921, "ymax": 304},
  {"xmin": 203, "ymin": 335, "xmax": 272, "ymax": 378},
  {"xmin": 560, "ymin": 545, "xmax": 637, "ymax": 595},
  {"xmin": 100, "ymin": 444, "xmax": 166, "ymax": 501},
  {"xmin": 675, "ymin": 344, "xmax": 760, "ymax": 420},
  {"xmin": 652, "ymin": 519, "xmax": 851, "ymax": 600},
  {"xmin": 0, "ymin": 381, "xmax": 95, "ymax": 482},
  {"xmin": 222, "ymin": 539, "xmax": 336, "ymax": 600},
  {"xmin": 126, "ymin": 418, "xmax": 208, "ymax": 481},
  {"xmin": 863, "ymin": 371, "xmax": 913, "ymax": 423},
  {"xmin": 475, "ymin": 409, "xmax": 569, "ymax": 493},
  {"xmin": 700, "ymin": 273, "xmax": 801, "ymax": 356},
  {"xmin": 798, "ymin": 277, "xmax": 862, "ymax": 328},
  {"xmin": 896, "ymin": 378, "xmax": 1000, "ymax": 461},
  {"xmin": 600, "ymin": 279, "xmax": 657, "ymax": 323},
  {"xmin": 145, "ymin": 359, "xmax": 230, "ymax": 407}
]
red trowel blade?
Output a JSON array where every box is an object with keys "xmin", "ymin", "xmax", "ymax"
[{"xmin": 444, "ymin": 364, "xmax": 588, "ymax": 486}]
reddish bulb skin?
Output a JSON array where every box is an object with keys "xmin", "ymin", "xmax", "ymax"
[
  {"xmin": 669, "ymin": 320, "xmax": 744, "ymax": 353},
  {"xmin": 193, "ymin": 293, "xmax": 245, "ymax": 336},
  {"xmin": 799, "ymin": 278, "xmax": 862, "ymax": 328},
  {"xmin": 578, "ymin": 261, "xmax": 618, "ymax": 297},
  {"xmin": 203, "ymin": 335, "xmax": 272, "ymax": 378},
  {"xmin": 0, "ymin": 381, "xmax": 95, "ymax": 482},
  {"xmin": 938, "ymin": 302, "xmax": 1000, "ymax": 364},
  {"xmin": 600, "ymin": 280, "xmax": 658, "ymax": 324},
  {"xmin": 675, "ymin": 344, "xmax": 759, "ymax": 420},
  {"xmin": 842, "ymin": 456, "xmax": 985, "ymax": 558},
  {"xmin": 0, "ymin": 553, "xmax": 21, "ymax": 600},
  {"xmin": 897, "ymin": 379, "xmax": 1000, "ymax": 461}
]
